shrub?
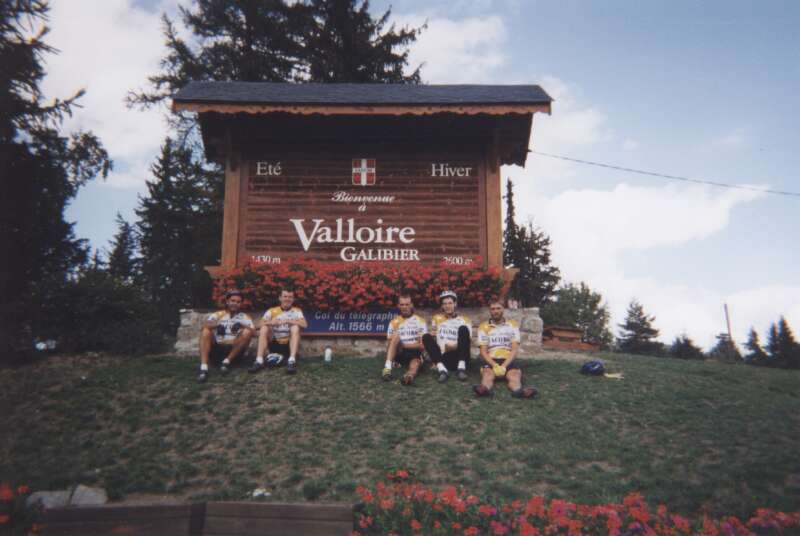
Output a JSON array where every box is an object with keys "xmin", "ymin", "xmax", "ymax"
[
  {"xmin": 41, "ymin": 270, "xmax": 165, "ymax": 355},
  {"xmin": 669, "ymin": 334, "xmax": 705, "ymax": 360},
  {"xmin": 212, "ymin": 259, "xmax": 506, "ymax": 310}
]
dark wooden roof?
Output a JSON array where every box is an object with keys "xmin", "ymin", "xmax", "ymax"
[
  {"xmin": 174, "ymin": 82, "xmax": 552, "ymax": 166},
  {"xmin": 173, "ymin": 81, "xmax": 552, "ymax": 107}
]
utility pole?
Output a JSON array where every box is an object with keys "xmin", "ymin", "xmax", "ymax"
[{"xmin": 724, "ymin": 303, "xmax": 733, "ymax": 341}]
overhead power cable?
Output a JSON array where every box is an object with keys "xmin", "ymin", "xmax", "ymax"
[{"xmin": 529, "ymin": 150, "xmax": 800, "ymax": 198}]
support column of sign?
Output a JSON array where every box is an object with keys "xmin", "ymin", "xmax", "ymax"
[
  {"xmin": 221, "ymin": 149, "xmax": 242, "ymax": 269},
  {"xmin": 485, "ymin": 141, "xmax": 503, "ymax": 269}
]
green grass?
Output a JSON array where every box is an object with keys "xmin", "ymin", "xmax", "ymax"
[{"xmin": 1, "ymin": 352, "xmax": 799, "ymax": 518}]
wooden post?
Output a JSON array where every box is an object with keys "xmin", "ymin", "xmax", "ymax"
[
  {"xmin": 220, "ymin": 148, "xmax": 242, "ymax": 269},
  {"xmin": 485, "ymin": 133, "xmax": 502, "ymax": 269},
  {"xmin": 724, "ymin": 303, "xmax": 733, "ymax": 341}
]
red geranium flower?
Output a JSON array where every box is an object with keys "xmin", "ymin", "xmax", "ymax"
[{"xmin": 479, "ymin": 504, "xmax": 497, "ymax": 516}]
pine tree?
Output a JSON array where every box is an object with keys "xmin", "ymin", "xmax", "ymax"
[
  {"xmin": 765, "ymin": 322, "xmax": 780, "ymax": 366},
  {"xmin": 706, "ymin": 333, "xmax": 742, "ymax": 363},
  {"xmin": 126, "ymin": 1, "xmax": 426, "ymax": 329},
  {"xmin": 88, "ymin": 249, "xmax": 105, "ymax": 272},
  {"xmin": 503, "ymin": 179, "xmax": 561, "ymax": 307},
  {"xmin": 128, "ymin": 0, "xmax": 424, "ymax": 135},
  {"xmin": 503, "ymin": 178, "xmax": 523, "ymax": 268},
  {"xmin": 617, "ymin": 299, "xmax": 665, "ymax": 356},
  {"xmin": 540, "ymin": 282, "xmax": 613, "ymax": 348},
  {"xmin": 776, "ymin": 316, "xmax": 800, "ymax": 369},
  {"xmin": 127, "ymin": 0, "xmax": 308, "ymax": 135},
  {"xmin": 1, "ymin": 0, "xmax": 110, "ymax": 358},
  {"xmin": 304, "ymin": 0, "xmax": 422, "ymax": 83},
  {"xmin": 505, "ymin": 222, "xmax": 561, "ymax": 307},
  {"xmin": 743, "ymin": 327, "xmax": 769, "ymax": 366},
  {"xmin": 668, "ymin": 334, "xmax": 705, "ymax": 359},
  {"xmin": 136, "ymin": 138, "xmax": 222, "ymax": 334},
  {"xmin": 107, "ymin": 213, "xmax": 139, "ymax": 283}
]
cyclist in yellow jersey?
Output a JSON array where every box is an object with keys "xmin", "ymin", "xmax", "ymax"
[
  {"xmin": 250, "ymin": 288, "xmax": 307, "ymax": 375},
  {"xmin": 197, "ymin": 289, "xmax": 255, "ymax": 383},
  {"xmin": 473, "ymin": 300, "xmax": 537, "ymax": 399},
  {"xmin": 383, "ymin": 294, "xmax": 427, "ymax": 385},
  {"xmin": 422, "ymin": 290, "xmax": 472, "ymax": 383}
]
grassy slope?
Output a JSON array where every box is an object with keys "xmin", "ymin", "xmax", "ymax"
[{"xmin": 0, "ymin": 352, "xmax": 798, "ymax": 518}]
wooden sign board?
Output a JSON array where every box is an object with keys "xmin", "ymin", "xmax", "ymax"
[
  {"xmin": 172, "ymin": 83, "xmax": 553, "ymax": 274},
  {"xmin": 220, "ymin": 137, "xmax": 502, "ymax": 270},
  {"xmin": 235, "ymin": 143, "xmax": 493, "ymax": 267}
]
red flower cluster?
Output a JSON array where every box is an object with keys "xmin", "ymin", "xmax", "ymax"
[
  {"xmin": 0, "ymin": 483, "xmax": 41, "ymax": 535},
  {"xmin": 348, "ymin": 472, "xmax": 800, "ymax": 535},
  {"xmin": 213, "ymin": 258, "xmax": 505, "ymax": 310}
]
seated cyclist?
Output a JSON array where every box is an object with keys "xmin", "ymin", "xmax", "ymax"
[
  {"xmin": 250, "ymin": 288, "xmax": 307, "ymax": 375},
  {"xmin": 382, "ymin": 294, "xmax": 427, "ymax": 385},
  {"xmin": 422, "ymin": 290, "xmax": 471, "ymax": 383},
  {"xmin": 473, "ymin": 300, "xmax": 537, "ymax": 399},
  {"xmin": 197, "ymin": 289, "xmax": 255, "ymax": 383}
]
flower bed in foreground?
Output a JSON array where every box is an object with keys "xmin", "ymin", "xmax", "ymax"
[{"xmin": 350, "ymin": 471, "xmax": 800, "ymax": 536}]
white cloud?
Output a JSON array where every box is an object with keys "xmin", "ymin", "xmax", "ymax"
[
  {"xmin": 712, "ymin": 128, "xmax": 746, "ymax": 147},
  {"xmin": 622, "ymin": 138, "xmax": 639, "ymax": 151},
  {"xmin": 533, "ymin": 182, "xmax": 763, "ymax": 254},
  {"xmin": 727, "ymin": 285, "xmax": 800, "ymax": 343},
  {"xmin": 534, "ymin": 75, "xmax": 610, "ymax": 149},
  {"xmin": 504, "ymin": 75, "xmax": 613, "ymax": 188},
  {"xmin": 43, "ymin": 0, "xmax": 176, "ymax": 188},
  {"xmin": 500, "ymin": 76, "xmax": 772, "ymax": 349},
  {"xmin": 511, "ymin": 181, "xmax": 767, "ymax": 349},
  {"xmin": 396, "ymin": 14, "xmax": 507, "ymax": 83}
]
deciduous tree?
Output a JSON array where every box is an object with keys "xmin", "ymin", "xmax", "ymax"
[{"xmin": 540, "ymin": 282, "xmax": 613, "ymax": 348}]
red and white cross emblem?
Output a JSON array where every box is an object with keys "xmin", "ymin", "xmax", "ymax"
[{"xmin": 352, "ymin": 158, "xmax": 376, "ymax": 186}]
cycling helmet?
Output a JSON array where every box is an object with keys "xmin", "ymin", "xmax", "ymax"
[
  {"xmin": 225, "ymin": 289, "xmax": 243, "ymax": 299},
  {"xmin": 439, "ymin": 290, "xmax": 458, "ymax": 302},
  {"xmin": 580, "ymin": 360, "xmax": 605, "ymax": 376}
]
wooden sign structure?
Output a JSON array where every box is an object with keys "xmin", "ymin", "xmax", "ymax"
[{"xmin": 172, "ymin": 82, "xmax": 552, "ymax": 273}]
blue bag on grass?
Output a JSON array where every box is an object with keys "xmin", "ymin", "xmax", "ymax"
[{"xmin": 580, "ymin": 360, "xmax": 605, "ymax": 376}]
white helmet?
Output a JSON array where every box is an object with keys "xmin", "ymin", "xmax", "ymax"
[{"xmin": 439, "ymin": 290, "xmax": 457, "ymax": 303}]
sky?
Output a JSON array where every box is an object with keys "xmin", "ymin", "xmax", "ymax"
[{"xmin": 49, "ymin": 0, "xmax": 800, "ymax": 349}]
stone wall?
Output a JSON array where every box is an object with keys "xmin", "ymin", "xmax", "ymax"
[{"xmin": 175, "ymin": 308, "xmax": 543, "ymax": 359}]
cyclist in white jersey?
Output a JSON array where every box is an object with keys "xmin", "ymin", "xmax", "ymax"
[
  {"xmin": 383, "ymin": 294, "xmax": 427, "ymax": 385},
  {"xmin": 250, "ymin": 288, "xmax": 307, "ymax": 375},
  {"xmin": 473, "ymin": 300, "xmax": 537, "ymax": 399},
  {"xmin": 422, "ymin": 290, "xmax": 472, "ymax": 383},
  {"xmin": 197, "ymin": 289, "xmax": 255, "ymax": 383}
]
